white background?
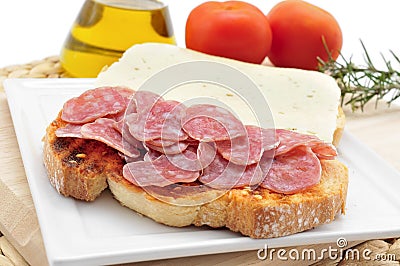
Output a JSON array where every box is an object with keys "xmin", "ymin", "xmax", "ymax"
[{"xmin": 0, "ymin": 0, "xmax": 399, "ymax": 69}]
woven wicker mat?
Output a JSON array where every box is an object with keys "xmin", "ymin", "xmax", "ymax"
[
  {"xmin": 0, "ymin": 56, "xmax": 68, "ymax": 91},
  {"xmin": 0, "ymin": 57, "xmax": 399, "ymax": 266}
]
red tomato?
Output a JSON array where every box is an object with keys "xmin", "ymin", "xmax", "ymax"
[
  {"xmin": 267, "ymin": 0, "xmax": 343, "ymax": 70},
  {"xmin": 185, "ymin": 1, "xmax": 272, "ymax": 64}
]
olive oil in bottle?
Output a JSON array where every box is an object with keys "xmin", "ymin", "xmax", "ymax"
[{"xmin": 60, "ymin": 0, "xmax": 175, "ymax": 77}]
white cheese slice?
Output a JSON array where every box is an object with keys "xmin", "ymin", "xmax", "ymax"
[{"xmin": 95, "ymin": 43, "xmax": 340, "ymax": 143}]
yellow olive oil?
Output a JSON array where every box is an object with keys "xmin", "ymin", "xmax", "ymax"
[{"xmin": 60, "ymin": 0, "xmax": 175, "ymax": 77}]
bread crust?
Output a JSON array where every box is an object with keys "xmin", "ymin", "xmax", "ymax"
[
  {"xmin": 43, "ymin": 110, "xmax": 348, "ymax": 238},
  {"xmin": 107, "ymin": 160, "xmax": 348, "ymax": 238},
  {"xmin": 43, "ymin": 112, "xmax": 125, "ymax": 201}
]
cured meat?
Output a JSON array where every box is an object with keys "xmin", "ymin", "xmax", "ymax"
[
  {"xmin": 115, "ymin": 87, "xmax": 135, "ymax": 105},
  {"xmin": 258, "ymin": 149, "xmax": 275, "ymax": 179},
  {"xmin": 216, "ymin": 126, "xmax": 278, "ymax": 165},
  {"xmin": 61, "ymin": 87, "xmax": 127, "ymax": 124},
  {"xmin": 166, "ymin": 142, "xmax": 216, "ymax": 171},
  {"xmin": 55, "ymin": 123, "xmax": 84, "ymax": 138},
  {"xmin": 197, "ymin": 142, "xmax": 217, "ymax": 170},
  {"xmin": 133, "ymin": 90, "xmax": 163, "ymax": 113},
  {"xmin": 145, "ymin": 141, "xmax": 189, "ymax": 155},
  {"xmin": 262, "ymin": 128, "xmax": 280, "ymax": 150},
  {"xmin": 123, "ymin": 154, "xmax": 199, "ymax": 187},
  {"xmin": 146, "ymin": 138, "xmax": 176, "ymax": 147},
  {"xmin": 109, "ymin": 87, "xmax": 136, "ymax": 122},
  {"xmin": 199, "ymin": 153, "xmax": 263, "ymax": 189},
  {"xmin": 129, "ymin": 99, "xmax": 187, "ymax": 141},
  {"xmin": 127, "ymin": 90, "xmax": 163, "ymax": 136},
  {"xmin": 112, "ymin": 119, "xmax": 124, "ymax": 133},
  {"xmin": 143, "ymin": 150, "xmax": 161, "ymax": 162},
  {"xmin": 184, "ymin": 137, "xmax": 200, "ymax": 146},
  {"xmin": 145, "ymin": 100, "xmax": 187, "ymax": 140},
  {"xmin": 182, "ymin": 104, "xmax": 246, "ymax": 142},
  {"xmin": 81, "ymin": 118, "xmax": 140, "ymax": 158},
  {"xmin": 57, "ymin": 87, "xmax": 336, "ymax": 194},
  {"xmin": 106, "ymin": 111, "xmax": 125, "ymax": 123},
  {"xmin": 275, "ymin": 129, "xmax": 320, "ymax": 155},
  {"xmin": 120, "ymin": 152, "xmax": 143, "ymax": 163},
  {"xmin": 165, "ymin": 149, "xmax": 199, "ymax": 171},
  {"xmin": 311, "ymin": 143, "xmax": 337, "ymax": 160},
  {"xmin": 123, "ymin": 162, "xmax": 174, "ymax": 187},
  {"xmin": 114, "ymin": 119, "xmax": 144, "ymax": 150},
  {"xmin": 275, "ymin": 129, "xmax": 336, "ymax": 159},
  {"xmin": 260, "ymin": 145, "xmax": 321, "ymax": 194},
  {"xmin": 125, "ymin": 112, "xmax": 139, "ymax": 126}
]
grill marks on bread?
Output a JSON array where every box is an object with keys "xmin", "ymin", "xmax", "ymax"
[{"xmin": 44, "ymin": 112, "xmax": 124, "ymax": 201}]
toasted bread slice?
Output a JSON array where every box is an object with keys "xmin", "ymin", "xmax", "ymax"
[
  {"xmin": 43, "ymin": 110, "xmax": 348, "ymax": 238},
  {"xmin": 43, "ymin": 112, "xmax": 124, "ymax": 201},
  {"xmin": 43, "ymin": 108, "xmax": 346, "ymax": 202},
  {"xmin": 107, "ymin": 159, "xmax": 348, "ymax": 238}
]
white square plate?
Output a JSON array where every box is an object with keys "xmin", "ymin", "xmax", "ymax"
[{"xmin": 4, "ymin": 78, "xmax": 400, "ymax": 266}]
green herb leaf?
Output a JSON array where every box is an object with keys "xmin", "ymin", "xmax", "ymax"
[{"xmin": 318, "ymin": 40, "xmax": 400, "ymax": 111}]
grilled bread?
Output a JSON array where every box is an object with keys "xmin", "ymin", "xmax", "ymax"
[
  {"xmin": 43, "ymin": 111, "xmax": 124, "ymax": 201},
  {"xmin": 108, "ymin": 160, "xmax": 347, "ymax": 238},
  {"xmin": 42, "ymin": 109, "xmax": 348, "ymax": 238}
]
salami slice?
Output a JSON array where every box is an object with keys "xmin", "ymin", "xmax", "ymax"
[
  {"xmin": 145, "ymin": 141, "xmax": 189, "ymax": 155},
  {"xmin": 262, "ymin": 128, "xmax": 280, "ymax": 150},
  {"xmin": 311, "ymin": 143, "xmax": 337, "ymax": 159},
  {"xmin": 133, "ymin": 90, "xmax": 163, "ymax": 113},
  {"xmin": 61, "ymin": 87, "xmax": 127, "ymax": 124},
  {"xmin": 129, "ymin": 99, "xmax": 187, "ymax": 142},
  {"xmin": 55, "ymin": 123, "xmax": 84, "ymax": 138},
  {"xmin": 105, "ymin": 89, "xmax": 136, "ymax": 123},
  {"xmin": 112, "ymin": 119, "xmax": 124, "ymax": 133},
  {"xmin": 127, "ymin": 90, "xmax": 162, "ymax": 135},
  {"xmin": 165, "ymin": 149, "xmax": 200, "ymax": 171},
  {"xmin": 115, "ymin": 87, "xmax": 135, "ymax": 105},
  {"xmin": 143, "ymin": 150, "xmax": 162, "ymax": 162},
  {"xmin": 275, "ymin": 129, "xmax": 336, "ymax": 159},
  {"xmin": 260, "ymin": 145, "xmax": 321, "ymax": 194},
  {"xmin": 120, "ymin": 153, "xmax": 143, "ymax": 163},
  {"xmin": 113, "ymin": 119, "xmax": 144, "ymax": 150},
  {"xmin": 105, "ymin": 111, "xmax": 125, "ymax": 123},
  {"xmin": 146, "ymin": 100, "xmax": 187, "ymax": 140},
  {"xmin": 182, "ymin": 104, "xmax": 246, "ymax": 142},
  {"xmin": 123, "ymin": 154, "xmax": 199, "ymax": 187},
  {"xmin": 146, "ymin": 138, "xmax": 176, "ymax": 147},
  {"xmin": 197, "ymin": 142, "xmax": 217, "ymax": 170},
  {"xmin": 123, "ymin": 161, "xmax": 174, "ymax": 187},
  {"xmin": 166, "ymin": 142, "xmax": 216, "ymax": 171},
  {"xmin": 216, "ymin": 126, "xmax": 278, "ymax": 165},
  {"xmin": 199, "ymin": 153, "xmax": 263, "ymax": 189},
  {"xmin": 81, "ymin": 118, "xmax": 140, "ymax": 158},
  {"xmin": 125, "ymin": 112, "xmax": 139, "ymax": 126}
]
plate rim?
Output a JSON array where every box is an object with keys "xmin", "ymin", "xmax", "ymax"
[{"xmin": 4, "ymin": 78, "xmax": 400, "ymax": 266}]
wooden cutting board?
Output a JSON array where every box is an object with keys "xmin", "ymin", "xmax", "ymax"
[
  {"xmin": 0, "ymin": 84, "xmax": 399, "ymax": 265},
  {"xmin": 0, "ymin": 92, "xmax": 48, "ymax": 266}
]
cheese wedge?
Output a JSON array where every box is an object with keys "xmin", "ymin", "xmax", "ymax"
[{"xmin": 95, "ymin": 43, "xmax": 340, "ymax": 143}]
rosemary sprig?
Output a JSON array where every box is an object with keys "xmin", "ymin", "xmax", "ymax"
[{"xmin": 318, "ymin": 40, "xmax": 400, "ymax": 111}]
